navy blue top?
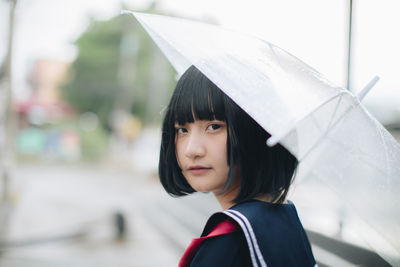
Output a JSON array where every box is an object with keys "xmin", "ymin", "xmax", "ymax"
[{"xmin": 190, "ymin": 200, "xmax": 316, "ymax": 267}]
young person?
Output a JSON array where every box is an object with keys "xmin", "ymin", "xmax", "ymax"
[{"xmin": 159, "ymin": 65, "xmax": 317, "ymax": 267}]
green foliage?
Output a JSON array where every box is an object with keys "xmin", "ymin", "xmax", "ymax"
[
  {"xmin": 62, "ymin": 16, "xmax": 121, "ymax": 128},
  {"xmin": 79, "ymin": 126, "xmax": 109, "ymax": 161},
  {"xmin": 61, "ymin": 5, "xmax": 176, "ymax": 129}
]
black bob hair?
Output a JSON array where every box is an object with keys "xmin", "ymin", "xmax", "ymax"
[{"xmin": 159, "ymin": 65, "xmax": 298, "ymax": 204}]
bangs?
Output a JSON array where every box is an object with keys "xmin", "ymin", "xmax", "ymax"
[{"xmin": 170, "ymin": 67, "xmax": 227, "ymax": 125}]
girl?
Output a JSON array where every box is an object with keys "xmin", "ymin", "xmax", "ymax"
[{"xmin": 159, "ymin": 65, "xmax": 316, "ymax": 267}]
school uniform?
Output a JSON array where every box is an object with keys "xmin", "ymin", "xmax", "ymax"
[{"xmin": 180, "ymin": 200, "xmax": 317, "ymax": 267}]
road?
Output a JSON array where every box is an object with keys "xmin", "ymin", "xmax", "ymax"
[
  {"xmin": 0, "ymin": 163, "xmax": 192, "ymax": 267},
  {"xmin": 0, "ymin": 163, "xmax": 388, "ymax": 267}
]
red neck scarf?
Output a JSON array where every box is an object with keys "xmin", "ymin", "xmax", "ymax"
[{"xmin": 179, "ymin": 218, "xmax": 238, "ymax": 267}]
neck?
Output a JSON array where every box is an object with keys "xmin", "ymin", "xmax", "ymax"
[
  {"xmin": 213, "ymin": 185, "xmax": 240, "ymax": 210},
  {"xmin": 214, "ymin": 191, "xmax": 283, "ymax": 210}
]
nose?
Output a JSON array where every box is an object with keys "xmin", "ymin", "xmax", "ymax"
[{"xmin": 184, "ymin": 132, "xmax": 206, "ymax": 159}]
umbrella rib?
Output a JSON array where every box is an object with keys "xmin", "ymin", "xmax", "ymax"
[
  {"xmin": 308, "ymin": 91, "xmax": 344, "ymax": 139},
  {"xmin": 299, "ymin": 95, "xmax": 359, "ymax": 161},
  {"xmin": 300, "ymin": 103, "xmax": 388, "ymax": 177},
  {"xmin": 267, "ymin": 91, "xmax": 348, "ymax": 147},
  {"xmin": 326, "ymin": 93, "xmax": 343, "ymax": 133}
]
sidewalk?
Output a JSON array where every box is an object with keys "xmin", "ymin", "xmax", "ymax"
[
  {"xmin": 0, "ymin": 163, "xmax": 183, "ymax": 267},
  {"xmin": 0, "ymin": 202, "xmax": 13, "ymax": 239}
]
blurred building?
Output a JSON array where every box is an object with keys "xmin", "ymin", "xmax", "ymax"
[
  {"xmin": 16, "ymin": 59, "xmax": 80, "ymax": 160},
  {"xmin": 29, "ymin": 59, "xmax": 69, "ymax": 105},
  {"xmin": 18, "ymin": 59, "xmax": 74, "ymax": 122}
]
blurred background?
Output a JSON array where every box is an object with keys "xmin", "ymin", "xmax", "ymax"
[{"xmin": 0, "ymin": 0, "xmax": 399, "ymax": 266}]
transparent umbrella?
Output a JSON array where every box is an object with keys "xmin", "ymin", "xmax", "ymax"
[{"xmin": 123, "ymin": 11, "xmax": 400, "ymax": 265}]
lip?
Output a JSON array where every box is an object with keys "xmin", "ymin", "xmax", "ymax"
[{"xmin": 188, "ymin": 165, "xmax": 211, "ymax": 175}]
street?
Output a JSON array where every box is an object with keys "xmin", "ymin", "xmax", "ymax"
[
  {"xmin": 0, "ymin": 163, "xmax": 381, "ymax": 267},
  {"xmin": 0, "ymin": 163, "xmax": 197, "ymax": 266}
]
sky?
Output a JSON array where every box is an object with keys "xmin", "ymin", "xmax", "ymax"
[{"xmin": 1, "ymin": 0, "xmax": 400, "ymax": 124}]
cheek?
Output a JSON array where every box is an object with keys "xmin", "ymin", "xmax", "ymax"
[
  {"xmin": 212, "ymin": 135, "xmax": 229, "ymax": 167},
  {"xmin": 174, "ymin": 139, "xmax": 184, "ymax": 168}
]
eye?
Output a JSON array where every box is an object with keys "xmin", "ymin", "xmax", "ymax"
[
  {"xmin": 175, "ymin": 127, "xmax": 188, "ymax": 134},
  {"xmin": 207, "ymin": 123, "xmax": 222, "ymax": 131}
]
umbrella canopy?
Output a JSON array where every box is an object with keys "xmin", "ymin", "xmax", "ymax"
[{"xmin": 124, "ymin": 11, "xmax": 400, "ymax": 265}]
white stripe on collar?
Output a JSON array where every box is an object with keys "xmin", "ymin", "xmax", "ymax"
[
  {"xmin": 225, "ymin": 209, "xmax": 267, "ymax": 267},
  {"xmin": 222, "ymin": 210, "xmax": 267, "ymax": 267}
]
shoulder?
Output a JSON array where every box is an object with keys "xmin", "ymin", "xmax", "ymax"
[
  {"xmin": 230, "ymin": 199, "xmax": 297, "ymax": 216},
  {"xmin": 190, "ymin": 230, "xmax": 251, "ymax": 267},
  {"xmin": 227, "ymin": 200, "xmax": 301, "ymax": 229},
  {"xmin": 226, "ymin": 200, "xmax": 316, "ymax": 266},
  {"xmin": 195, "ymin": 200, "xmax": 316, "ymax": 266},
  {"xmin": 226, "ymin": 200, "xmax": 308, "ymax": 243}
]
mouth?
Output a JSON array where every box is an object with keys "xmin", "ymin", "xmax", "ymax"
[{"xmin": 188, "ymin": 166, "xmax": 211, "ymax": 175}]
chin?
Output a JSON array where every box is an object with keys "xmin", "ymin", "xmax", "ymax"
[
  {"xmin": 192, "ymin": 184, "xmax": 224, "ymax": 194},
  {"xmin": 190, "ymin": 183, "xmax": 215, "ymax": 193},
  {"xmin": 192, "ymin": 186, "xmax": 212, "ymax": 193}
]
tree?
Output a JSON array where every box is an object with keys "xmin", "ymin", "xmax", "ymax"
[{"xmin": 61, "ymin": 4, "xmax": 176, "ymax": 130}]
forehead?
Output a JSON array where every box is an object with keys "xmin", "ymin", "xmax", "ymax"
[
  {"xmin": 172, "ymin": 83, "xmax": 227, "ymax": 125},
  {"xmin": 168, "ymin": 65, "xmax": 229, "ymax": 126}
]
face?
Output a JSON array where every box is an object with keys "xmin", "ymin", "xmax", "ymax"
[{"xmin": 175, "ymin": 119, "xmax": 230, "ymax": 193}]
